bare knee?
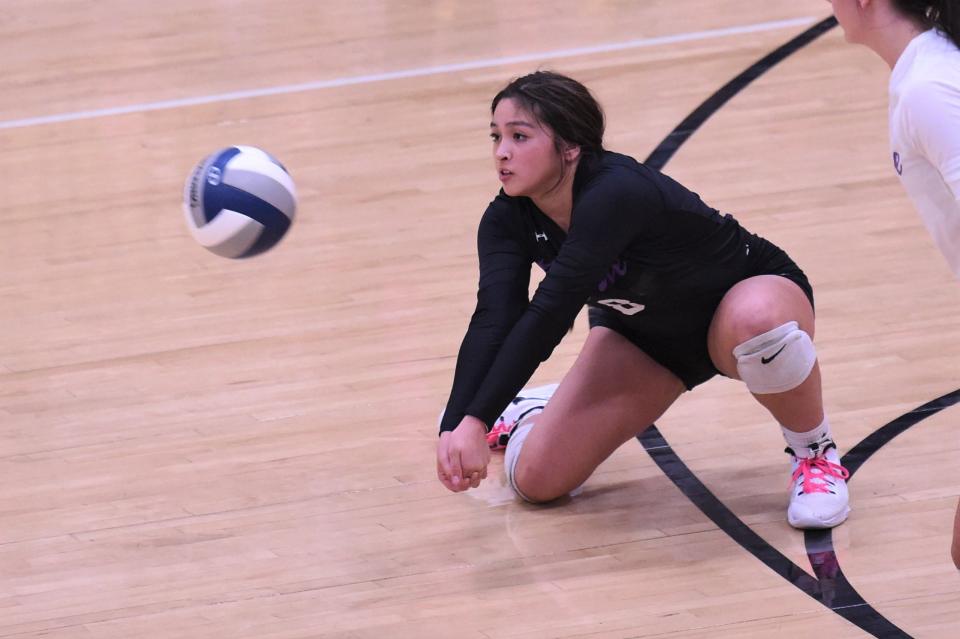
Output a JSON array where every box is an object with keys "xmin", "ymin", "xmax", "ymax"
[
  {"xmin": 512, "ymin": 456, "xmax": 577, "ymax": 503},
  {"xmin": 726, "ymin": 302, "xmax": 794, "ymax": 344},
  {"xmin": 505, "ymin": 416, "xmax": 591, "ymax": 503},
  {"xmin": 709, "ymin": 276, "xmax": 815, "ymax": 369}
]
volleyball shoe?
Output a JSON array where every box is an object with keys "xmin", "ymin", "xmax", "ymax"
[
  {"xmin": 786, "ymin": 440, "xmax": 850, "ymax": 529},
  {"xmin": 486, "ymin": 383, "xmax": 558, "ymax": 450}
]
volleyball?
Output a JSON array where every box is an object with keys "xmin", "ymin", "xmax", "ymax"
[{"xmin": 182, "ymin": 146, "xmax": 297, "ymax": 258}]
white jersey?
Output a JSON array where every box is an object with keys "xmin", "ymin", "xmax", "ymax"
[{"xmin": 889, "ymin": 29, "xmax": 960, "ymax": 278}]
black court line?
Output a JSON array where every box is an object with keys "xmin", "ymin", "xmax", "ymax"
[
  {"xmin": 801, "ymin": 389, "xmax": 960, "ymax": 634},
  {"xmin": 639, "ymin": 425, "xmax": 909, "ymax": 637},
  {"xmin": 643, "ymin": 15, "xmax": 840, "ymax": 170},
  {"xmin": 639, "ymin": 389, "xmax": 960, "ymax": 637},
  {"xmin": 633, "ymin": 13, "xmax": 957, "ymax": 638},
  {"xmin": 840, "ymin": 388, "xmax": 960, "ymax": 478}
]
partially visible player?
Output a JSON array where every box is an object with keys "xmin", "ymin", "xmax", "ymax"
[
  {"xmin": 436, "ymin": 71, "xmax": 851, "ymax": 530},
  {"xmin": 954, "ymin": 506, "xmax": 960, "ymax": 568},
  {"xmin": 825, "ymin": 0, "xmax": 960, "ymax": 566}
]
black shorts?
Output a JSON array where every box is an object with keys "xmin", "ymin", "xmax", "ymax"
[{"xmin": 588, "ymin": 246, "xmax": 814, "ymax": 390}]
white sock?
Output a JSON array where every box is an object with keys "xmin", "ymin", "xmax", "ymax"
[{"xmin": 781, "ymin": 416, "xmax": 834, "ymax": 459}]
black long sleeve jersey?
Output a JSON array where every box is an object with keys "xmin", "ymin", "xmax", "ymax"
[{"xmin": 439, "ymin": 151, "xmax": 799, "ymax": 433}]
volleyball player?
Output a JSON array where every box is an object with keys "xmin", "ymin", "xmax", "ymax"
[
  {"xmin": 825, "ymin": 0, "xmax": 960, "ymax": 566},
  {"xmin": 436, "ymin": 71, "xmax": 850, "ymax": 530}
]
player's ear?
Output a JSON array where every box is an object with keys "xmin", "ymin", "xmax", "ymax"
[{"xmin": 562, "ymin": 144, "xmax": 581, "ymax": 163}]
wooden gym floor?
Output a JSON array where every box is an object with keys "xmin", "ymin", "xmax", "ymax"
[{"xmin": 1, "ymin": 1, "xmax": 957, "ymax": 637}]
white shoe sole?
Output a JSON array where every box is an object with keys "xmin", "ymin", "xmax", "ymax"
[{"xmin": 788, "ymin": 505, "xmax": 850, "ymax": 530}]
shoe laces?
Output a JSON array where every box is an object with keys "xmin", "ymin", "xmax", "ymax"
[
  {"xmin": 789, "ymin": 449, "xmax": 850, "ymax": 495},
  {"xmin": 486, "ymin": 419, "xmax": 514, "ymax": 449},
  {"xmin": 487, "ymin": 401, "xmax": 546, "ymax": 450}
]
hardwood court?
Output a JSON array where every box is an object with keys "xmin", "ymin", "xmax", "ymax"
[{"xmin": 1, "ymin": 1, "xmax": 957, "ymax": 637}]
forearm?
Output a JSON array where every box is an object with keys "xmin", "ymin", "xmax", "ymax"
[{"xmin": 440, "ymin": 302, "xmax": 526, "ymax": 433}]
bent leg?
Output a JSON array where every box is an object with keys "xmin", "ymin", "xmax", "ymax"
[
  {"xmin": 509, "ymin": 326, "xmax": 685, "ymax": 502},
  {"xmin": 707, "ymin": 275, "xmax": 822, "ymax": 431},
  {"xmin": 708, "ymin": 275, "xmax": 848, "ymax": 529}
]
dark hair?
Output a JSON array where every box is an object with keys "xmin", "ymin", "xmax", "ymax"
[
  {"xmin": 893, "ymin": 0, "xmax": 960, "ymax": 48},
  {"xmin": 491, "ymin": 71, "xmax": 605, "ymax": 161}
]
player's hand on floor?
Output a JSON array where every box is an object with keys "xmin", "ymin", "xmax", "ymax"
[{"xmin": 437, "ymin": 416, "xmax": 490, "ymax": 492}]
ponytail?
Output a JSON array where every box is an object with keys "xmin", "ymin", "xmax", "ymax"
[
  {"xmin": 931, "ymin": 0, "xmax": 960, "ymax": 49},
  {"xmin": 894, "ymin": 1, "xmax": 960, "ymax": 49}
]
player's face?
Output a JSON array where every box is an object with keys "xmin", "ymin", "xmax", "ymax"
[
  {"xmin": 490, "ymin": 98, "xmax": 564, "ymax": 199},
  {"xmin": 826, "ymin": 0, "xmax": 865, "ymax": 43}
]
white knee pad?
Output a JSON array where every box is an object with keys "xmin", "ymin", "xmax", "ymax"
[
  {"xmin": 504, "ymin": 421, "xmax": 536, "ymax": 502},
  {"xmin": 733, "ymin": 321, "xmax": 816, "ymax": 394}
]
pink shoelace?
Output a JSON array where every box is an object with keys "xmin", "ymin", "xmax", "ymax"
[
  {"xmin": 791, "ymin": 456, "xmax": 850, "ymax": 494},
  {"xmin": 487, "ymin": 419, "xmax": 514, "ymax": 450}
]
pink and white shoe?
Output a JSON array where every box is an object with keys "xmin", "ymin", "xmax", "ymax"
[
  {"xmin": 786, "ymin": 441, "xmax": 850, "ymax": 529},
  {"xmin": 487, "ymin": 383, "xmax": 558, "ymax": 450}
]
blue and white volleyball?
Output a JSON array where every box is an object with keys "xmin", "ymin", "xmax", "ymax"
[{"xmin": 183, "ymin": 146, "xmax": 297, "ymax": 258}]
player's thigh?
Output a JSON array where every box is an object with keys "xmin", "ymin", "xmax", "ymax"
[{"xmin": 514, "ymin": 326, "xmax": 685, "ymax": 500}]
